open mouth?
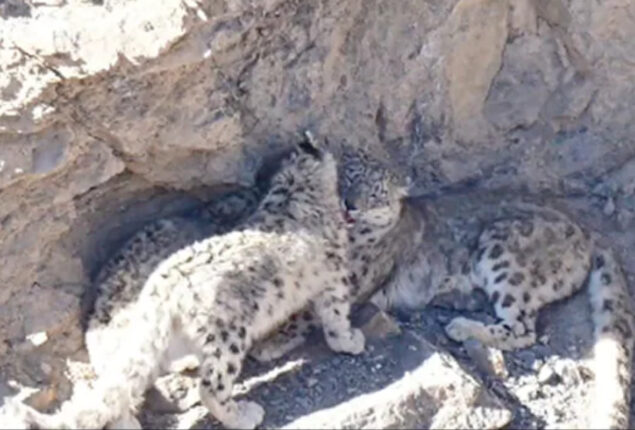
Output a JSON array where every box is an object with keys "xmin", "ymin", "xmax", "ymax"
[
  {"xmin": 343, "ymin": 209, "xmax": 356, "ymax": 224},
  {"xmin": 341, "ymin": 199, "xmax": 356, "ymax": 225}
]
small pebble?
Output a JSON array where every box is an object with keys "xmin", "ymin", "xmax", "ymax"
[
  {"xmin": 515, "ymin": 350, "xmax": 538, "ymax": 370},
  {"xmin": 464, "ymin": 339, "xmax": 508, "ymax": 378},
  {"xmin": 554, "ymin": 360, "xmax": 581, "ymax": 386},
  {"xmin": 360, "ymin": 310, "xmax": 401, "ymax": 339},
  {"xmin": 537, "ymin": 363, "xmax": 560, "ymax": 385},
  {"xmin": 531, "ymin": 359, "xmax": 544, "ymax": 372},
  {"xmin": 25, "ymin": 386, "xmax": 57, "ymax": 411},
  {"xmin": 26, "ymin": 331, "xmax": 48, "ymax": 347}
]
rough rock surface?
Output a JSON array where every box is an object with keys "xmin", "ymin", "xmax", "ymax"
[
  {"xmin": 2, "ymin": 0, "xmax": 635, "ymax": 428},
  {"xmin": 282, "ymin": 351, "xmax": 511, "ymax": 430}
]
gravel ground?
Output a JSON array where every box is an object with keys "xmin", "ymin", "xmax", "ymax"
[{"xmin": 420, "ymin": 295, "xmax": 595, "ymax": 430}]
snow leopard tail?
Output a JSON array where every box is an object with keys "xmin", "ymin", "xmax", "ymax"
[
  {"xmin": 588, "ymin": 248, "xmax": 634, "ymax": 430},
  {"xmin": 19, "ymin": 269, "xmax": 176, "ymax": 430}
]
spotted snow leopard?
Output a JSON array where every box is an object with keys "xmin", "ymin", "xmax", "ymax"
[{"xmin": 372, "ymin": 202, "xmax": 635, "ymax": 429}]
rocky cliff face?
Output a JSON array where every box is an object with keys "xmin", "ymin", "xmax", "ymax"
[{"xmin": 1, "ymin": 0, "xmax": 634, "ymax": 419}]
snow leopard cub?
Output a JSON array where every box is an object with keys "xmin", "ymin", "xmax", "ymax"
[
  {"xmin": 250, "ymin": 145, "xmax": 425, "ymax": 361},
  {"xmin": 84, "ymin": 187, "xmax": 262, "ymax": 384},
  {"xmin": 10, "ymin": 136, "xmax": 363, "ymax": 430}
]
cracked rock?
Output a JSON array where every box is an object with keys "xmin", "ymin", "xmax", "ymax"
[{"xmin": 464, "ymin": 339, "xmax": 508, "ymax": 379}]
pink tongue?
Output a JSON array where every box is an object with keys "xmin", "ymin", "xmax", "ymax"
[{"xmin": 343, "ymin": 210, "xmax": 355, "ymax": 224}]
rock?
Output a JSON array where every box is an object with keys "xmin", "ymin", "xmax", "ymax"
[
  {"xmin": 145, "ymin": 373, "xmax": 200, "ymax": 414},
  {"xmin": 24, "ymin": 385, "xmax": 57, "ymax": 411},
  {"xmin": 283, "ymin": 351, "xmax": 511, "ymax": 430},
  {"xmin": 464, "ymin": 339, "xmax": 508, "ymax": 379},
  {"xmin": 537, "ymin": 363, "xmax": 560, "ymax": 386},
  {"xmin": 552, "ymin": 359, "xmax": 583, "ymax": 386},
  {"xmin": 515, "ymin": 384, "xmax": 541, "ymax": 402},
  {"xmin": 514, "ymin": 350, "xmax": 538, "ymax": 370},
  {"xmin": 531, "ymin": 359, "xmax": 544, "ymax": 372},
  {"xmin": 0, "ymin": 379, "xmax": 16, "ymax": 407},
  {"xmin": 3, "ymin": 283, "xmax": 81, "ymax": 358},
  {"xmin": 484, "ymin": 34, "xmax": 557, "ymax": 133},
  {"xmin": 25, "ymin": 332, "xmax": 48, "ymax": 348},
  {"xmin": 359, "ymin": 308, "xmax": 402, "ymax": 339},
  {"xmin": 445, "ymin": 0, "xmax": 508, "ymax": 143}
]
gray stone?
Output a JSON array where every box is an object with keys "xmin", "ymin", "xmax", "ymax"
[
  {"xmin": 359, "ymin": 308, "xmax": 402, "ymax": 339},
  {"xmin": 145, "ymin": 373, "xmax": 200, "ymax": 414},
  {"xmin": 538, "ymin": 363, "xmax": 560, "ymax": 386},
  {"xmin": 464, "ymin": 339, "xmax": 508, "ymax": 379}
]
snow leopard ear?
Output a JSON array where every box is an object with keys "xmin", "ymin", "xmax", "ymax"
[
  {"xmin": 296, "ymin": 130, "xmax": 323, "ymax": 159},
  {"xmin": 387, "ymin": 175, "xmax": 414, "ymax": 200}
]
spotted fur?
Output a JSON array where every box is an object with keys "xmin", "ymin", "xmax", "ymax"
[
  {"xmin": 8, "ymin": 138, "xmax": 367, "ymax": 430},
  {"xmin": 587, "ymin": 249, "xmax": 634, "ymax": 429},
  {"xmin": 249, "ymin": 147, "xmax": 424, "ymax": 362},
  {"xmin": 381, "ymin": 209, "xmax": 634, "ymax": 429}
]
